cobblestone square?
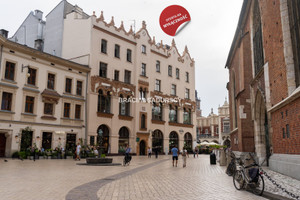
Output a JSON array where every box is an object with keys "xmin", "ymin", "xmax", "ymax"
[{"xmin": 0, "ymin": 155, "xmax": 267, "ymax": 200}]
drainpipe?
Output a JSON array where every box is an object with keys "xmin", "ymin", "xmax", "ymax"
[
  {"xmin": 0, "ymin": 45, "xmax": 3, "ymax": 74},
  {"xmin": 84, "ymin": 69, "xmax": 89, "ymax": 146}
]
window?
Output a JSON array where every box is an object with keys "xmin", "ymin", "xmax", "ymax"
[
  {"xmin": 101, "ymin": 39, "xmax": 107, "ymax": 54},
  {"xmin": 4, "ymin": 61, "xmax": 15, "ymax": 81},
  {"xmin": 47, "ymin": 73, "xmax": 55, "ymax": 90},
  {"xmin": 287, "ymin": 0, "xmax": 300, "ymax": 86},
  {"xmin": 282, "ymin": 128, "xmax": 285, "ymax": 138},
  {"xmin": 1, "ymin": 92, "xmax": 12, "ymax": 111},
  {"xmin": 27, "ymin": 67, "xmax": 36, "ymax": 85},
  {"xmin": 156, "ymin": 61, "xmax": 160, "ymax": 72},
  {"xmin": 119, "ymin": 95, "xmax": 130, "ymax": 116},
  {"xmin": 65, "ymin": 78, "xmax": 72, "ymax": 93},
  {"xmin": 286, "ymin": 124, "xmax": 290, "ymax": 138},
  {"xmin": 186, "ymin": 72, "xmax": 189, "ymax": 82},
  {"xmin": 141, "ymin": 63, "xmax": 146, "ymax": 76},
  {"xmin": 44, "ymin": 103, "xmax": 53, "ymax": 115},
  {"xmin": 223, "ymin": 121, "xmax": 230, "ymax": 133},
  {"xmin": 253, "ymin": 0, "xmax": 264, "ymax": 75},
  {"xmin": 141, "ymin": 114, "xmax": 146, "ymax": 129},
  {"xmin": 141, "ymin": 45, "xmax": 146, "ymax": 54},
  {"xmin": 152, "ymin": 103, "xmax": 163, "ymax": 120},
  {"xmin": 75, "ymin": 104, "xmax": 81, "ymax": 119},
  {"xmin": 127, "ymin": 49, "xmax": 132, "ymax": 62},
  {"xmin": 176, "ymin": 68, "xmax": 180, "ymax": 79},
  {"xmin": 169, "ymin": 105, "xmax": 177, "ymax": 123},
  {"xmin": 171, "ymin": 84, "xmax": 176, "ymax": 96},
  {"xmin": 115, "ymin": 44, "xmax": 120, "ymax": 58},
  {"xmin": 99, "ymin": 62, "xmax": 107, "ymax": 78},
  {"xmin": 168, "ymin": 65, "xmax": 172, "ymax": 76},
  {"xmin": 90, "ymin": 136, "xmax": 95, "ymax": 145},
  {"xmin": 64, "ymin": 103, "xmax": 71, "ymax": 118},
  {"xmin": 139, "ymin": 88, "xmax": 147, "ymax": 100},
  {"xmin": 76, "ymin": 81, "xmax": 82, "ymax": 96},
  {"xmin": 124, "ymin": 70, "xmax": 131, "ymax": 84},
  {"xmin": 155, "ymin": 79, "xmax": 161, "ymax": 91},
  {"xmin": 185, "ymin": 88, "xmax": 190, "ymax": 99},
  {"xmin": 25, "ymin": 96, "xmax": 34, "ymax": 113},
  {"xmin": 183, "ymin": 108, "xmax": 191, "ymax": 124},
  {"xmin": 114, "ymin": 70, "xmax": 119, "ymax": 81},
  {"xmin": 98, "ymin": 90, "xmax": 111, "ymax": 113}
]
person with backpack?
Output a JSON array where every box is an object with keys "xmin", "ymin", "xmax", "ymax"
[{"xmin": 182, "ymin": 148, "xmax": 189, "ymax": 167}]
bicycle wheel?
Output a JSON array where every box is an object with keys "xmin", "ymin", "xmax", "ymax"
[
  {"xmin": 251, "ymin": 174, "xmax": 264, "ymax": 196},
  {"xmin": 233, "ymin": 170, "xmax": 245, "ymax": 190},
  {"xmin": 123, "ymin": 158, "xmax": 126, "ymax": 166}
]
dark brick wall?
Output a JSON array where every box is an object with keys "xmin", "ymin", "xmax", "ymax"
[{"xmin": 271, "ymin": 98, "xmax": 300, "ymax": 154}]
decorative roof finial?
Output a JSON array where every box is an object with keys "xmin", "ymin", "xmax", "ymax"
[
  {"xmin": 93, "ymin": 11, "xmax": 96, "ymax": 17},
  {"xmin": 142, "ymin": 20, "xmax": 146, "ymax": 29},
  {"xmin": 172, "ymin": 38, "xmax": 176, "ymax": 47},
  {"xmin": 160, "ymin": 40, "xmax": 163, "ymax": 48},
  {"xmin": 109, "ymin": 16, "xmax": 115, "ymax": 26},
  {"xmin": 119, "ymin": 21, "xmax": 124, "ymax": 31},
  {"xmin": 211, "ymin": 108, "xmax": 213, "ymax": 114},
  {"xmin": 99, "ymin": 11, "xmax": 104, "ymax": 21},
  {"xmin": 184, "ymin": 45, "xmax": 189, "ymax": 54},
  {"xmin": 152, "ymin": 36, "xmax": 156, "ymax": 44},
  {"xmin": 128, "ymin": 25, "xmax": 133, "ymax": 34}
]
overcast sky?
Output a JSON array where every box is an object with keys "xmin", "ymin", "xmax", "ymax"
[{"xmin": 0, "ymin": 0, "xmax": 243, "ymax": 116}]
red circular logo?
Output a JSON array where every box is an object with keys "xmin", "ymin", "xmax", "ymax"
[{"xmin": 159, "ymin": 5, "xmax": 191, "ymax": 36}]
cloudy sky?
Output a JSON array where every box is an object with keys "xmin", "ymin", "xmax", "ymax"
[{"xmin": 0, "ymin": 0, "xmax": 243, "ymax": 116}]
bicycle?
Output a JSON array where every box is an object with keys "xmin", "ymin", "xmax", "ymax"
[
  {"xmin": 123, "ymin": 153, "xmax": 131, "ymax": 166},
  {"xmin": 226, "ymin": 152, "xmax": 237, "ymax": 176},
  {"xmin": 233, "ymin": 153, "xmax": 264, "ymax": 196}
]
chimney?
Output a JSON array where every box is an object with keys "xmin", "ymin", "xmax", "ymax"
[
  {"xmin": 34, "ymin": 10, "xmax": 43, "ymax": 20},
  {"xmin": 34, "ymin": 39, "xmax": 44, "ymax": 51},
  {"xmin": 0, "ymin": 29, "xmax": 9, "ymax": 38}
]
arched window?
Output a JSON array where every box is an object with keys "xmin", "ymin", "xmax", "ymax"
[
  {"xmin": 97, "ymin": 124, "xmax": 110, "ymax": 153},
  {"xmin": 184, "ymin": 132, "xmax": 193, "ymax": 152},
  {"xmin": 141, "ymin": 114, "xmax": 146, "ymax": 129},
  {"xmin": 169, "ymin": 105, "xmax": 177, "ymax": 122},
  {"xmin": 152, "ymin": 102, "xmax": 163, "ymax": 120},
  {"xmin": 118, "ymin": 127, "xmax": 129, "ymax": 153},
  {"xmin": 169, "ymin": 131, "xmax": 178, "ymax": 152},
  {"xmin": 152, "ymin": 129, "xmax": 163, "ymax": 152},
  {"xmin": 98, "ymin": 90, "xmax": 111, "ymax": 113},
  {"xmin": 287, "ymin": 0, "xmax": 300, "ymax": 86},
  {"xmin": 253, "ymin": 0, "xmax": 264, "ymax": 75}
]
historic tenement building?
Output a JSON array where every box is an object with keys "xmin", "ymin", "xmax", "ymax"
[
  {"xmin": 62, "ymin": 11, "xmax": 196, "ymax": 155},
  {"xmin": 9, "ymin": 1, "xmax": 197, "ymax": 155},
  {"xmin": 226, "ymin": 0, "xmax": 300, "ymax": 180},
  {"xmin": 0, "ymin": 33, "xmax": 89, "ymax": 157},
  {"xmin": 196, "ymin": 99, "xmax": 230, "ymax": 146}
]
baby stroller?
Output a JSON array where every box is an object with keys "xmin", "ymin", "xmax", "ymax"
[{"xmin": 123, "ymin": 153, "xmax": 132, "ymax": 166}]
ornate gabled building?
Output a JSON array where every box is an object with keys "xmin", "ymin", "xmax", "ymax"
[
  {"xmin": 226, "ymin": 0, "xmax": 300, "ymax": 180},
  {"xmin": 61, "ymin": 9, "xmax": 196, "ymax": 155},
  {"xmin": 8, "ymin": 1, "xmax": 197, "ymax": 155}
]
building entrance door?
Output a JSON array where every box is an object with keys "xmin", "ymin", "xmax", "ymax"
[
  {"xmin": 139, "ymin": 140, "xmax": 146, "ymax": 155},
  {"xmin": 0, "ymin": 134, "xmax": 6, "ymax": 157}
]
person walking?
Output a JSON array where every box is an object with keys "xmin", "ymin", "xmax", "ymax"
[
  {"xmin": 182, "ymin": 148, "xmax": 189, "ymax": 167},
  {"xmin": 147, "ymin": 147, "xmax": 152, "ymax": 158},
  {"xmin": 75, "ymin": 143, "xmax": 81, "ymax": 161},
  {"xmin": 171, "ymin": 145, "xmax": 179, "ymax": 167},
  {"xmin": 155, "ymin": 147, "xmax": 158, "ymax": 159},
  {"xmin": 194, "ymin": 146, "xmax": 199, "ymax": 158}
]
